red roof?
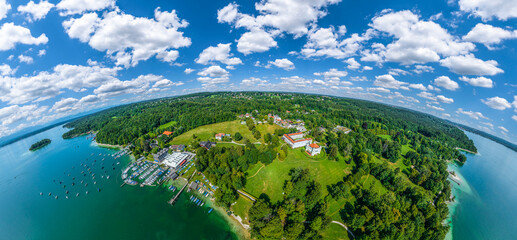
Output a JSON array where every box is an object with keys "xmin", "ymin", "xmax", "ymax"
[
  {"xmin": 283, "ymin": 132, "xmax": 311, "ymax": 143},
  {"xmin": 309, "ymin": 143, "xmax": 320, "ymax": 148},
  {"xmin": 215, "ymin": 133, "xmax": 225, "ymax": 137},
  {"xmin": 163, "ymin": 131, "xmax": 173, "ymax": 136}
]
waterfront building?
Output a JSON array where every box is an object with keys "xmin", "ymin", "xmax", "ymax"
[{"xmin": 162, "ymin": 152, "xmax": 191, "ymax": 169}]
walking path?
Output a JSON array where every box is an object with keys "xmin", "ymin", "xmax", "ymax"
[
  {"xmin": 247, "ymin": 164, "xmax": 265, "ymax": 179},
  {"xmin": 331, "ymin": 221, "xmax": 355, "ymax": 239},
  {"xmin": 237, "ymin": 190, "xmax": 256, "ymax": 202}
]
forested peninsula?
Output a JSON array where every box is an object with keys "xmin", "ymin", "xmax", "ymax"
[{"xmin": 62, "ymin": 92, "xmax": 477, "ymax": 239}]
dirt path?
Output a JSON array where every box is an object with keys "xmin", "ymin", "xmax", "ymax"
[
  {"xmin": 331, "ymin": 221, "xmax": 355, "ymax": 239},
  {"xmin": 248, "ymin": 164, "xmax": 265, "ymax": 179}
]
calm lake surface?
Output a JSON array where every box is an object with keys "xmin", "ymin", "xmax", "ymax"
[
  {"xmin": 447, "ymin": 131, "xmax": 517, "ymax": 240},
  {"xmin": 0, "ymin": 126, "xmax": 237, "ymax": 240}
]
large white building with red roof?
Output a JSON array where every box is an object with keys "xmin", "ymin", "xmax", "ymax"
[{"xmin": 282, "ymin": 132, "xmax": 312, "ymax": 149}]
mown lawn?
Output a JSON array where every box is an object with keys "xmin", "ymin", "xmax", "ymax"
[
  {"xmin": 244, "ymin": 147, "xmax": 352, "ymax": 202},
  {"xmin": 321, "ymin": 223, "xmax": 351, "ymax": 240},
  {"xmin": 231, "ymin": 197, "xmax": 253, "ymax": 224},
  {"xmin": 170, "ymin": 120, "xmax": 258, "ymax": 145},
  {"xmin": 158, "ymin": 120, "xmax": 177, "ymax": 130}
]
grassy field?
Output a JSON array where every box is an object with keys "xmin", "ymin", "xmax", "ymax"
[
  {"xmin": 170, "ymin": 120, "xmax": 257, "ymax": 145},
  {"xmin": 244, "ymin": 147, "xmax": 352, "ymax": 202},
  {"xmin": 158, "ymin": 120, "xmax": 177, "ymax": 130},
  {"xmin": 231, "ymin": 197, "xmax": 253, "ymax": 225},
  {"xmin": 377, "ymin": 134, "xmax": 392, "ymax": 140},
  {"xmin": 322, "ymin": 223, "xmax": 351, "ymax": 240},
  {"xmin": 170, "ymin": 121, "xmax": 283, "ymax": 145}
]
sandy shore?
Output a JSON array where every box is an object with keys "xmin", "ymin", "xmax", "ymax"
[
  {"xmin": 95, "ymin": 142, "xmax": 123, "ymax": 150},
  {"xmin": 207, "ymin": 200, "xmax": 251, "ymax": 239}
]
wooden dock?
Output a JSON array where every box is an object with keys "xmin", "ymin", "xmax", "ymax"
[{"xmin": 168, "ymin": 169, "xmax": 197, "ymax": 205}]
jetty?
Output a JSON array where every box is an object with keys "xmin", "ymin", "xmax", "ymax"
[{"xmin": 168, "ymin": 169, "xmax": 197, "ymax": 205}]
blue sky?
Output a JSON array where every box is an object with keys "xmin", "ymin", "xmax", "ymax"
[{"xmin": 0, "ymin": 0, "xmax": 516, "ymax": 142}]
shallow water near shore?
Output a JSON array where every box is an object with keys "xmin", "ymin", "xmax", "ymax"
[
  {"xmin": 0, "ymin": 126, "xmax": 237, "ymax": 240},
  {"xmin": 446, "ymin": 131, "xmax": 517, "ymax": 240}
]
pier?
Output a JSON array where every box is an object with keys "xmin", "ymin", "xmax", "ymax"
[{"xmin": 168, "ymin": 169, "xmax": 197, "ymax": 205}]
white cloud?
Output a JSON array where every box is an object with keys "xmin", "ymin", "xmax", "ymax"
[
  {"xmin": 367, "ymin": 87, "xmax": 390, "ymax": 93},
  {"xmin": 63, "ymin": 8, "xmax": 191, "ymax": 67},
  {"xmin": 513, "ymin": 96, "xmax": 517, "ymax": 109},
  {"xmin": 345, "ymin": 58, "xmax": 360, "ymax": 70},
  {"xmin": 498, "ymin": 126, "xmax": 509, "ymax": 132},
  {"xmin": 314, "ymin": 68, "xmax": 347, "ymax": 80},
  {"xmin": 38, "ymin": 49, "xmax": 46, "ymax": 56},
  {"xmin": 56, "ymin": 0, "xmax": 115, "ymax": 16},
  {"xmin": 482, "ymin": 97, "xmax": 512, "ymax": 110},
  {"xmin": 363, "ymin": 66, "xmax": 373, "ymax": 71},
  {"xmin": 463, "ymin": 23, "xmax": 517, "ymax": 49},
  {"xmin": 93, "ymin": 74, "xmax": 172, "ymax": 97},
  {"xmin": 0, "ymin": 104, "xmax": 47, "ymax": 127},
  {"xmin": 0, "ymin": 23, "xmax": 48, "ymax": 51},
  {"xmin": 457, "ymin": 108, "xmax": 489, "ymax": 120},
  {"xmin": 197, "ymin": 65, "xmax": 230, "ymax": 86},
  {"xmin": 236, "ymin": 29, "xmax": 277, "ymax": 55},
  {"xmin": 417, "ymin": 91, "xmax": 454, "ymax": 103},
  {"xmin": 0, "ymin": 64, "xmax": 14, "ymax": 76},
  {"xmin": 196, "ymin": 43, "xmax": 242, "ymax": 65},
  {"xmin": 512, "ymin": 115, "xmax": 517, "ymax": 122},
  {"xmin": 241, "ymin": 77, "xmax": 269, "ymax": 87},
  {"xmin": 436, "ymin": 95, "xmax": 454, "ymax": 104},
  {"xmin": 18, "ymin": 54, "xmax": 34, "ymax": 64},
  {"xmin": 184, "ymin": 68, "xmax": 194, "ymax": 74},
  {"xmin": 301, "ymin": 26, "xmax": 371, "ymax": 59},
  {"xmin": 427, "ymin": 104, "xmax": 445, "ymax": 111},
  {"xmin": 267, "ymin": 58, "xmax": 295, "ymax": 70},
  {"xmin": 0, "ymin": 64, "xmax": 120, "ymax": 104},
  {"xmin": 51, "ymin": 97, "xmax": 79, "ymax": 113},
  {"xmin": 388, "ymin": 68, "xmax": 410, "ymax": 76},
  {"xmin": 459, "ymin": 76, "xmax": 493, "ymax": 88},
  {"xmin": 373, "ymin": 74, "xmax": 408, "ymax": 89},
  {"xmin": 409, "ymin": 83, "xmax": 427, "ymax": 91},
  {"xmin": 440, "ymin": 54, "xmax": 504, "ymax": 76},
  {"xmin": 367, "ymin": 10, "xmax": 475, "ymax": 65},
  {"xmin": 434, "ymin": 76, "xmax": 459, "ymax": 91},
  {"xmin": 0, "ymin": 0, "xmax": 10, "ymax": 20},
  {"xmin": 413, "ymin": 65, "xmax": 434, "ymax": 74},
  {"xmin": 459, "ymin": 0, "xmax": 517, "ymax": 21},
  {"xmin": 18, "ymin": 1, "xmax": 54, "ymax": 21}
]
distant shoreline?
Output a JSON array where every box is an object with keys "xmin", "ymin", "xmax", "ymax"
[{"xmin": 95, "ymin": 142, "xmax": 123, "ymax": 150}]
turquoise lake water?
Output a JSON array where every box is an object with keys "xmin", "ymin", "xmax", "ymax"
[
  {"xmin": 0, "ymin": 126, "xmax": 237, "ymax": 240},
  {"xmin": 447, "ymin": 132, "xmax": 517, "ymax": 240}
]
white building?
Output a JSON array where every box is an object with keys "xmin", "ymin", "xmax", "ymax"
[
  {"xmin": 306, "ymin": 143, "xmax": 321, "ymax": 156},
  {"xmin": 162, "ymin": 152, "xmax": 190, "ymax": 169},
  {"xmin": 282, "ymin": 132, "xmax": 312, "ymax": 149}
]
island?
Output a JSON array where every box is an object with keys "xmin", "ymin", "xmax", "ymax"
[
  {"xmin": 62, "ymin": 92, "xmax": 478, "ymax": 239},
  {"xmin": 30, "ymin": 138, "xmax": 51, "ymax": 151}
]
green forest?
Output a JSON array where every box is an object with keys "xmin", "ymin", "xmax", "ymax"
[
  {"xmin": 62, "ymin": 92, "xmax": 477, "ymax": 239},
  {"xmin": 30, "ymin": 138, "xmax": 51, "ymax": 151}
]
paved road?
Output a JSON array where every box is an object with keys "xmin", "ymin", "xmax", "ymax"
[{"xmin": 331, "ymin": 221, "xmax": 355, "ymax": 239}]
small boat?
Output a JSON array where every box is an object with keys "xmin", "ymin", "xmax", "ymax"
[
  {"xmin": 86, "ymin": 191, "xmax": 89, "ymax": 195},
  {"xmin": 66, "ymin": 196, "xmax": 69, "ymax": 199},
  {"xmin": 48, "ymin": 192, "xmax": 52, "ymax": 196},
  {"xmin": 55, "ymin": 196, "xmax": 58, "ymax": 199},
  {"xmin": 208, "ymin": 208, "xmax": 213, "ymax": 214},
  {"xmin": 40, "ymin": 192, "xmax": 43, "ymax": 196},
  {"xmin": 97, "ymin": 188, "xmax": 101, "ymax": 192},
  {"xmin": 66, "ymin": 190, "xmax": 69, "ymax": 194},
  {"xmin": 76, "ymin": 193, "xmax": 80, "ymax": 197}
]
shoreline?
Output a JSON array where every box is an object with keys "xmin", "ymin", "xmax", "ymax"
[
  {"xmin": 95, "ymin": 142, "xmax": 123, "ymax": 150},
  {"xmin": 208, "ymin": 200, "xmax": 250, "ymax": 240}
]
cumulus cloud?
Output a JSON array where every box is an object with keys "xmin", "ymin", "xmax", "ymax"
[
  {"xmin": 18, "ymin": 54, "xmax": 34, "ymax": 64},
  {"xmin": 196, "ymin": 43, "xmax": 242, "ymax": 65},
  {"xmin": 434, "ymin": 76, "xmax": 459, "ymax": 91},
  {"xmin": 94, "ymin": 74, "xmax": 174, "ymax": 97},
  {"xmin": 0, "ymin": 0, "xmax": 10, "ymax": 20},
  {"xmin": 0, "ymin": 23, "xmax": 48, "ymax": 51},
  {"xmin": 459, "ymin": 76, "xmax": 493, "ymax": 88},
  {"xmin": 463, "ymin": 23, "xmax": 517, "ymax": 49},
  {"xmin": 314, "ymin": 68, "xmax": 347, "ymax": 80},
  {"xmin": 409, "ymin": 83, "xmax": 427, "ymax": 91},
  {"xmin": 301, "ymin": 26, "xmax": 371, "ymax": 59},
  {"xmin": 367, "ymin": 10, "xmax": 474, "ymax": 65},
  {"xmin": 0, "ymin": 64, "xmax": 15, "ymax": 76},
  {"xmin": 440, "ymin": 54, "xmax": 503, "ymax": 76},
  {"xmin": 345, "ymin": 58, "xmax": 360, "ymax": 70},
  {"xmin": 367, "ymin": 87, "xmax": 390, "ymax": 93},
  {"xmin": 0, "ymin": 104, "xmax": 48, "ymax": 127},
  {"xmin": 236, "ymin": 29, "xmax": 277, "ymax": 55},
  {"xmin": 267, "ymin": 58, "xmax": 295, "ymax": 70},
  {"xmin": 56, "ymin": 0, "xmax": 115, "ymax": 16},
  {"xmin": 427, "ymin": 104, "xmax": 445, "ymax": 111},
  {"xmin": 459, "ymin": 0, "xmax": 517, "ymax": 21},
  {"xmin": 513, "ymin": 115, "xmax": 517, "ymax": 122},
  {"xmin": 498, "ymin": 126, "xmax": 509, "ymax": 133},
  {"xmin": 63, "ymin": 8, "xmax": 191, "ymax": 67},
  {"xmin": 373, "ymin": 74, "xmax": 408, "ymax": 89},
  {"xmin": 18, "ymin": 1, "xmax": 54, "ymax": 21},
  {"xmin": 457, "ymin": 108, "xmax": 489, "ymax": 120},
  {"xmin": 241, "ymin": 77, "xmax": 269, "ymax": 87},
  {"xmin": 413, "ymin": 65, "xmax": 434, "ymax": 74},
  {"xmin": 0, "ymin": 64, "xmax": 120, "ymax": 104},
  {"xmin": 417, "ymin": 92, "xmax": 454, "ymax": 103},
  {"xmin": 482, "ymin": 97, "xmax": 512, "ymax": 110},
  {"xmin": 184, "ymin": 68, "xmax": 194, "ymax": 74},
  {"xmin": 218, "ymin": 1, "xmax": 340, "ymax": 55},
  {"xmin": 197, "ymin": 65, "xmax": 230, "ymax": 86}
]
